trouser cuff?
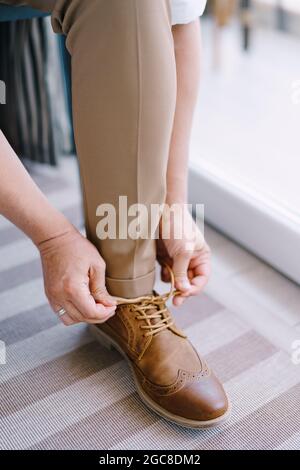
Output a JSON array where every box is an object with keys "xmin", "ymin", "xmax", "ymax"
[{"xmin": 106, "ymin": 269, "xmax": 156, "ymax": 298}]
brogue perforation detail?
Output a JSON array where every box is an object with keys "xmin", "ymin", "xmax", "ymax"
[{"xmin": 143, "ymin": 364, "xmax": 211, "ymax": 397}]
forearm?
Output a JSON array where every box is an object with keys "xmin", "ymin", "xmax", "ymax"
[
  {"xmin": 0, "ymin": 131, "xmax": 75, "ymax": 246},
  {"xmin": 166, "ymin": 20, "xmax": 201, "ymax": 205}
]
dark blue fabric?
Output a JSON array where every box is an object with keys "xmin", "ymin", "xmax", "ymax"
[{"xmin": 0, "ymin": 5, "xmax": 49, "ymax": 22}]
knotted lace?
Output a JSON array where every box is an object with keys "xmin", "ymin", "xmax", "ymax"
[{"xmin": 114, "ymin": 264, "xmax": 179, "ymax": 339}]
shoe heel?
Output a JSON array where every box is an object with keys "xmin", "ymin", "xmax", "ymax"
[{"xmin": 89, "ymin": 325, "xmax": 114, "ymax": 351}]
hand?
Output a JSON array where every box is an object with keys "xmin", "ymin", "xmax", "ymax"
[
  {"xmin": 157, "ymin": 207, "xmax": 211, "ymax": 306},
  {"xmin": 39, "ymin": 229, "xmax": 116, "ymax": 326}
]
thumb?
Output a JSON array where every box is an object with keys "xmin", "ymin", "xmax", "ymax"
[
  {"xmin": 89, "ymin": 264, "xmax": 117, "ymax": 307},
  {"xmin": 172, "ymin": 252, "xmax": 192, "ymax": 292}
]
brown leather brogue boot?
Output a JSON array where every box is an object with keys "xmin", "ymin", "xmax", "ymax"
[{"xmin": 90, "ymin": 285, "xmax": 230, "ymax": 428}]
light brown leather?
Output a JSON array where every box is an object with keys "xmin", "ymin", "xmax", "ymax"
[{"xmin": 94, "ymin": 295, "xmax": 229, "ymax": 426}]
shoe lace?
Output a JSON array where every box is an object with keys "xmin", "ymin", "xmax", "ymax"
[{"xmin": 114, "ymin": 264, "xmax": 179, "ymax": 339}]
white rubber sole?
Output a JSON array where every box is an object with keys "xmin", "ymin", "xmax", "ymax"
[{"xmin": 90, "ymin": 325, "xmax": 231, "ymax": 429}]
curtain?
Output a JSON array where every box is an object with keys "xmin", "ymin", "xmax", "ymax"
[{"xmin": 0, "ymin": 17, "xmax": 72, "ymax": 165}]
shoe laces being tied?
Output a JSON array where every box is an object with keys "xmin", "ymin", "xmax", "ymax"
[{"xmin": 113, "ymin": 265, "xmax": 180, "ymax": 357}]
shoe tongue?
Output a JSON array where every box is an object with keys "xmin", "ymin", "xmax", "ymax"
[
  {"xmin": 142, "ymin": 298, "xmax": 187, "ymax": 340},
  {"xmin": 143, "ymin": 304, "xmax": 163, "ymax": 327}
]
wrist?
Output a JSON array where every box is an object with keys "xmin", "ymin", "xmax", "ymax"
[
  {"xmin": 37, "ymin": 225, "xmax": 80, "ymax": 255},
  {"xmin": 31, "ymin": 207, "xmax": 78, "ymax": 251},
  {"xmin": 166, "ymin": 180, "xmax": 187, "ymax": 205},
  {"xmin": 166, "ymin": 193, "xmax": 187, "ymax": 206}
]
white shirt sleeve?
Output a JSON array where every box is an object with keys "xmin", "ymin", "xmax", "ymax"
[{"xmin": 171, "ymin": 0, "xmax": 207, "ymax": 25}]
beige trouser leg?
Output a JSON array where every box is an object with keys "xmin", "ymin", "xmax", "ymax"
[{"xmin": 4, "ymin": 0, "xmax": 177, "ymax": 297}]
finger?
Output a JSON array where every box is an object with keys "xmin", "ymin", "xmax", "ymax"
[
  {"xmin": 172, "ymin": 252, "xmax": 192, "ymax": 292},
  {"xmin": 63, "ymin": 301, "xmax": 84, "ymax": 322},
  {"xmin": 190, "ymin": 274, "xmax": 209, "ymax": 294},
  {"xmin": 188, "ymin": 260, "xmax": 211, "ymax": 295},
  {"xmin": 184, "ymin": 272, "xmax": 209, "ymax": 297},
  {"xmin": 50, "ymin": 300, "xmax": 78, "ymax": 326},
  {"xmin": 161, "ymin": 265, "xmax": 171, "ymax": 283},
  {"xmin": 89, "ymin": 264, "xmax": 117, "ymax": 307},
  {"xmin": 189, "ymin": 251, "xmax": 211, "ymax": 277},
  {"xmin": 173, "ymin": 272, "xmax": 209, "ymax": 302},
  {"xmin": 65, "ymin": 300, "xmax": 115, "ymax": 324},
  {"xmin": 60, "ymin": 313, "xmax": 78, "ymax": 326},
  {"xmin": 172, "ymin": 295, "xmax": 187, "ymax": 307},
  {"xmin": 188, "ymin": 268, "xmax": 194, "ymax": 280},
  {"xmin": 64, "ymin": 280, "xmax": 116, "ymax": 321}
]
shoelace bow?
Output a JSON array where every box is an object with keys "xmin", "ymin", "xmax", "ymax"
[{"xmin": 114, "ymin": 264, "xmax": 179, "ymax": 338}]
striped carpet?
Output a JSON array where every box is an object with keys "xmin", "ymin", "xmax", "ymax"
[{"xmin": 0, "ymin": 162, "xmax": 299, "ymax": 450}]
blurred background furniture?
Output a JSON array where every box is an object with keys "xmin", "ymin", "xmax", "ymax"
[
  {"xmin": 240, "ymin": 0, "xmax": 252, "ymax": 50},
  {"xmin": 209, "ymin": 0, "xmax": 300, "ymax": 63},
  {"xmin": 0, "ymin": 4, "xmax": 73, "ymax": 165}
]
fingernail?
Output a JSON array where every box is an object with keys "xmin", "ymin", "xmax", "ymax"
[
  {"xmin": 180, "ymin": 280, "xmax": 191, "ymax": 290},
  {"xmin": 173, "ymin": 297, "xmax": 183, "ymax": 307}
]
